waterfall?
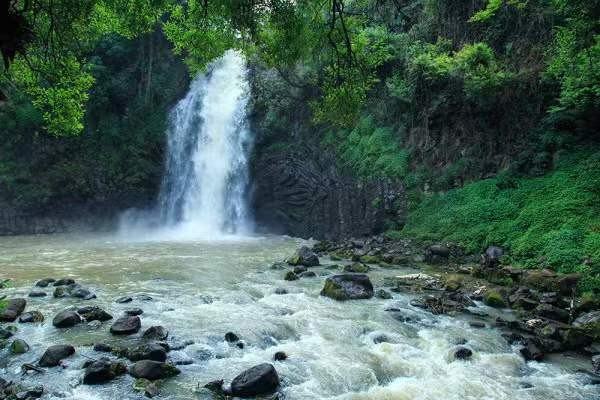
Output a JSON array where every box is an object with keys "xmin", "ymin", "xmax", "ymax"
[{"xmin": 119, "ymin": 49, "xmax": 253, "ymax": 240}]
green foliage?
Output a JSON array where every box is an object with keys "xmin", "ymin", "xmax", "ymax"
[
  {"xmin": 403, "ymin": 150, "xmax": 600, "ymax": 292},
  {"xmin": 470, "ymin": 0, "xmax": 528, "ymax": 23},
  {"xmin": 323, "ymin": 116, "xmax": 409, "ymax": 179}
]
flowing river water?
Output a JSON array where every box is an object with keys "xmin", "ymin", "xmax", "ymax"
[{"xmin": 0, "ymin": 234, "xmax": 598, "ymax": 400}]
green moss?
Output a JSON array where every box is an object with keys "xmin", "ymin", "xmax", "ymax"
[
  {"xmin": 402, "ymin": 150, "xmax": 600, "ymax": 293},
  {"xmin": 359, "ymin": 255, "xmax": 381, "ymax": 264},
  {"xmin": 483, "ymin": 290, "xmax": 507, "ymax": 308},
  {"xmin": 343, "ymin": 263, "xmax": 370, "ymax": 273}
]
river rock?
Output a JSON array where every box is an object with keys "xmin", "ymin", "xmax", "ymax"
[
  {"xmin": 14, "ymin": 386, "xmax": 43, "ymax": 399},
  {"xmin": 0, "ymin": 327, "xmax": 14, "ymax": 339},
  {"xmin": 0, "ymin": 298, "xmax": 26, "ymax": 322},
  {"xmin": 558, "ymin": 273, "xmax": 580, "ymax": 295},
  {"xmin": 481, "ymin": 246, "xmax": 503, "ymax": 268},
  {"xmin": 592, "ymin": 355, "xmax": 600, "ymax": 375},
  {"xmin": 225, "ymin": 332, "xmax": 240, "ymax": 343},
  {"xmin": 321, "ymin": 274, "xmax": 373, "ymax": 301},
  {"xmin": 287, "ymin": 246, "xmax": 319, "ymax": 267},
  {"xmin": 116, "ymin": 296, "xmax": 133, "ymax": 303},
  {"xmin": 230, "ymin": 363, "xmax": 280, "ymax": 397},
  {"xmin": 273, "ymin": 351, "xmax": 287, "ymax": 361},
  {"xmin": 19, "ymin": 311, "xmax": 44, "ymax": 323},
  {"xmin": 520, "ymin": 341, "xmax": 544, "ymax": 361},
  {"xmin": 284, "ymin": 271, "xmax": 298, "ymax": 281},
  {"xmin": 453, "ymin": 346, "xmax": 473, "ymax": 360},
  {"xmin": 53, "ymin": 278, "xmax": 75, "ymax": 286},
  {"xmin": 299, "ymin": 271, "xmax": 317, "ymax": 278},
  {"xmin": 110, "ymin": 315, "xmax": 141, "ymax": 335},
  {"xmin": 28, "ymin": 291, "xmax": 47, "ymax": 298},
  {"xmin": 127, "ymin": 344, "xmax": 167, "ymax": 362},
  {"xmin": 39, "ymin": 344, "xmax": 75, "ymax": 367},
  {"xmin": 274, "ymin": 288, "xmax": 288, "ymax": 295},
  {"xmin": 375, "ymin": 289, "xmax": 392, "ymax": 299},
  {"xmin": 70, "ymin": 286, "xmax": 96, "ymax": 300},
  {"xmin": 83, "ymin": 357, "xmax": 127, "ymax": 384},
  {"xmin": 143, "ymin": 326, "xmax": 168, "ymax": 340},
  {"xmin": 343, "ymin": 262, "xmax": 370, "ymax": 273},
  {"xmin": 93, "ymin": 343, "xmax": 113, "ymax": 352},
  {"xmin": 124, "ymin": 308, "xmax": 144, "ymax": 316},
  {"xmin": 52, "ymin": 309, "xmax": 82, "ymax": 328},
  {"xmin": 35, "ymin": 278, "xmax": 55, "ymax": 287},
  {"xmin": 10, "ymin": 339, "xmax": 30, "ymax": 354},
  {"xmin": 574, "ymin": 311, "xmax": 600, "ymax": 329},
  {"xmin": 129, "ymin": 360, "xmax": 180, "ymax": 380},
  {"xmin": 425, "ymin": 245, "xmax": 450, "ymax": 263},
  {"xmin": 53, "ymin": 286, "xmax": 70, "ymax": 298},
  {"xmin": 77, "ymin": 306, "xmax": 112, "ymax": 322},
  {"xmin": 535, "ymin": 304, "xmax": 570, "ymax": 323}
]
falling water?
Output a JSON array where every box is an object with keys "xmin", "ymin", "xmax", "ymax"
[{"xmin": 122, "ymin": 50, "xmax": 253, "ymax": 239}]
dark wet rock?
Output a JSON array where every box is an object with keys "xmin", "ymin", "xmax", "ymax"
[
  {"xmin": 574, "ymin": 311, "xmax": 600, "ymax": 328},
  {"xmin": 592, "ymin": 355, "xmax": 600, "ymax": 375},
  {"xmin": 110, "ymin": 315, "xmax": 141, "ymax": 335},
  {"xmin": 274, "ymin": 288, "xmax": 288, "ymax": 295},
  {"xmin": 236, "ymin": 342, "xmax": 245, "ymax": 349},
  {"xmin": 372, "ymin": 334, "xmax": 393, "ymax": 344},
  {"xmin": 15, "ymin": 386, "xmax": 43, "ymax": 399},
  {"xmin": 321, "ymin": 274, "xmax": 373, "ymax": 301},
  {"xmin": 204, "ymin": 379, "xmax": 224, "ymax": 394},
  {"xmin": 127, "ymin": 344, "xmax": 168, "ymax": 362},
  {"xmin": 522, "ymin": 269, "xmax": 559, "ymax": 292},
  {"xmin": 481, "ymin": 246, "xmax": 503, "ymax": 268},
  {"xmin": 425, "ymin": 245, "xmax": 450, "ymax": 263},
  {"xmin": 343, "ymin": 262, "xmax": 370, "ymax": 273},
  {"xmin": 535, "ymin": 304, "xmax": 570, "ymax": 323},
  {"xmin": 39, "ymin": 344, "xmax": 75, "ymax": 367},
  {"xmin": 53, "ymin": 286, "xmax": 70, "ymax": 298},
  {"xmin": 169, "ymin": 340, "xmax": 194, "ymax": 351},
  {"xmin": 0, "ymin": 327, "xmax": 14, "ymax": 339},
  {"xmin": 512, "ymin": 297, "xmax": 539, "ymax": 311},
  {"xmin": 70, "ymin": 286, "xmax": 96, "ymax": 300},
  {"xmin": 292, "ymin": 266, "xmax": 307, "ymax": 274},
  {"xmin": 129, "ymin": 360, "xmax": 180, "ymax": 381},
  {"xmin": 557, "ymin": 273, "xmax": 580, "ymax": 296},
  {"xmin": 453, "ymin": 346, "xmax": 473, "ymax": 360},
  {"xmin": 230, "ymin": 363, "xmax": 280, "ymax": 397},
  {"xmin": 520, "ymin": 341, "xmax": 544, "ymax": 361},
  {"xmin": 83, "ymin": 358, "xmax": 127, "ymax": 384},
  {"xmin": 28, "ymin": 291, "xmax": 47, "ymax": 298},
  {"xmin": 137, "ymin": 295, "xmax": 153, "ymax": 301},
  {"xmin": 559, "ymin": 326, "xmax": 593, "ymax": 349},
  {"xmin": 469, "ymin": 321, "xmax": 485, "ymax": 328},
  {"xmin": 10, "ymin": 339, "xmax": 30, "ymax": 354},
  {"xmin": 19, "ymin": 311, "xmax": 44, "ymax": 323},
  {"xmin": 0, "ymin": 298, "xmax": 26, "ymax": 322},
  {"xmin": 53, "ymin": 278, "xmax": 75, "ymax": 286},
  {"xmin": 116, "ymin": 296, "xmax": 133, "ymax": 304},
  {"xmin": 287, "ymin": 246, "xmax": 319, "ymax": 267},
  {"xmin": 273, "ymin": 351, "xmax": 287, "ymax": 361},
  {"xmin": 411, "ymin": 292, "xmax": 474, "ymax": 314},
  {"xmin": 77, "ymin": 306, "xmax": 112, "ymax": 322},
  {"xmin": 225, "ymin": 332, "xmax": 240, "ymax": 343},
  {"xmin": 35, "ymin": 278, "xmax": 55, "ymax": 287},
  {"xmin": 143, "ymin": 326, "xmax": 169, "ymax": 341},
  {"xmin": 52, "ymin": 309, "xmax": 82, "ymax": 328},
  {"xmin": 93, "ymin": 343, "xmax": 113, "ymax": 353},
  {"xmin": 299, "ymin": 271, "xmax": 317, "ymax": 278},
  {"xmin": 284, "ymin": 271, "xmax": 299, "ymax": 281},
  {"xmin": 375, "ymin": 289, "xmax": 392, "ymax": 299},
  {"xmin": 124, "ymin": 308, "xmax": 144, "ymax": 316}
]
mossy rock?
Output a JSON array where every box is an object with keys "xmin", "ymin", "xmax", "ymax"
[
  {"xmin": 9, "ymin": 339, "xmax": 29, "ymax": 354},
  {"xmin": 359, "ymin": 255, "xmax": 381, "ymax": 264},
  {"xmin": 444, "ymin": 275, "xmax": 463, "ymax": 292},
  {"xmin": 522, "ymin": 269, "xmax": 559, "ymax": 292},
  {"xmin": 343, "ymin": 263, "xmax": 370, "ymax": 273},
  {"xmin": 284, "ymin": 271, "xmax": 299, "ymax": 281},
  {"xmin": 329, "ymin": 254, "xmax": 342, "ymax": 261},
  {"xmin": 483, "ymin": 290, "xmax": 506, "ymax": 308}
]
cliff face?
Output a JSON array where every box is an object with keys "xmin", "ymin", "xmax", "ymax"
[{"xmin": 251, "ymin": 146, "xmax": 405, "ymax": 239}]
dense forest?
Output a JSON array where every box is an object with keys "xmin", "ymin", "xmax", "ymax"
[{"xmin": 1, "ymin": 0, "xmax": 599, "ymax": 293}]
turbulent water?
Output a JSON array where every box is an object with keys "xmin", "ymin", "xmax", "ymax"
[
  {"xmin": 121, "ymin": 49, "xmax": 252, "ymax": 240},
  {"xmin": 0, "ymin": 234, "xmax": 598, "ymax": 400}
]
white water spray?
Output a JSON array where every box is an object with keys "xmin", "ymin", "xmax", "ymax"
[{"xmin": 120, "ymin": 50, "xmax": 253, "ymax": 240}]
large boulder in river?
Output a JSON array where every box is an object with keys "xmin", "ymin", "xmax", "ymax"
[
  {"xmin": 0, "ymin": 298, "xmax": 26, "ymax": 322},
  {"xmin": 287, "ymin": 246, "xmax": 319, "ymax": 267},
  {"xmin": 19, "ymin": 311, "xmax": 44, "ymax": 323},
  {"xmin": 77, "ymin": 306, "xmax": 112, "ymax": 322},
  {"xmin": 320, "ymin": 274, "xmax": 373, "ymax": 301},
  {"xmin": 129, "ymin": 360, "xmax": 180, "ymax": 381},
  {"xmin": 143, "ymin": 326, "xmax": 168, "ymax": 341},
  {"xmin": 52, "ymin": 309, "xmax": 82, "ymax": 328},
  {"xmin": 127, "ymin": 344, "xmax": 167, "ymax": 362},
  {"xmin": 230, "ymin": 363, "xmax": 280, "ymax": 397},
  {"xmin": 83, "ymin": 358, "xmax": 127, "ymax": 384},
  {"xmin": 39, "ymin": 344, "xmax": 75, "ymax": 367},
  {"xmin": 110, "ymin": 315, "xmax": 141, "ymax": 335},
  {"xmin": 35, "ymin": 278, "xmax": 55, "ymax": 287}
]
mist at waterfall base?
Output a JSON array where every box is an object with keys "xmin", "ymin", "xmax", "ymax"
[{"xmin": 119, "ymin": 50, "xmax": 254, "ymax": 241}]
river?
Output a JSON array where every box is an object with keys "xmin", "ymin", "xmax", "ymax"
[{"xmin": 0, "ymin": 234, "xmax": 598, "ymax": 399}]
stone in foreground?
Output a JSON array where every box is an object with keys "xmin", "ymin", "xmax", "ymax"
[
  {"xmin": 0, "ymin": 298, "xmax": 26, "ymax": 322},
  {"xmin": 39, "ymin": 344, "xmax": 75, "ymax": 367},
  {"xmin": 320, "ymin": 274, "xmax": 374, "ymax": 300},
  {"xmin": 83, "ymin": 358, "xmax": 127, "ymax": 384},
  {"xmin": 110, "ymin": 315, "xmax": 141, "ymax": 335},
  {"xmin": 129, "ymin": 360, "xmax": 180, "ymax": 381},
  {"xmin": 52, "ymin": 309, "xmax": 82, "ymax": 328},
  {"xmin": 230, "ymin": 363, "xmax": 280, "ymax": 397}
]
